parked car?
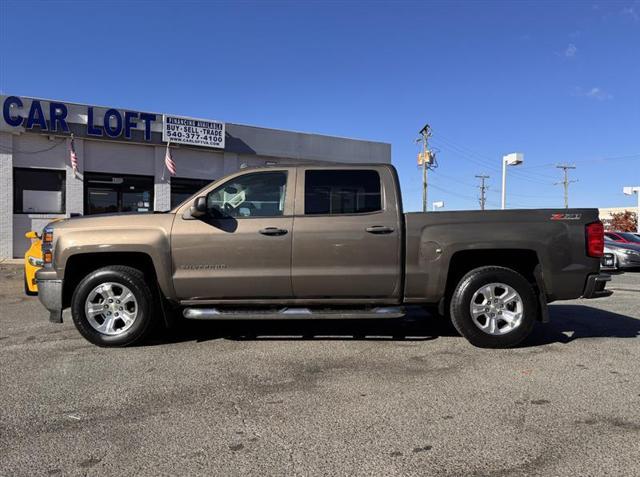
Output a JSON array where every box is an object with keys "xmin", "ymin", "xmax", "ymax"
[
  {"xmin": 604, "ymin": 238, "xmax": 640, "ymax": 270},
  {"xmin": 33, "ymin": 164, "xmax": 611, "ymax": 349},
  {"xmin": 605, "ymin": 231, "xmax": 640, "ymax": 244},
  {"xmin": 22, "ymin": 218, "xmax": 70, "ymax": 295},
  {"xmin": 23, "ymin": 231, "xmax": 44, "ymax": 295}
]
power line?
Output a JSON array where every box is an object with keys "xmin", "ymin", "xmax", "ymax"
[
  {"xmin": 432, "ymin": 134, "xmax": 558, "ymax": 181},
  {"xmin": 428, "ymin": 183, "xmax": 501, "ymax": 207},
  {"xmin": 432, "ymin": 168, "xmax": 558, "ymax": 200},
  {"xmin": 430, "ymin": 137, "xmax": 555, "ymax": 186},
  {"xmin": 430, "ymin": 171, "xmax": 559, "ymax": 208},
  {"xmin": 555, "ymin": 164, "xmax": 577, "ymax": 208},
  {"xmin": 522, "ymin": 153, "xmax": 640, "ymax": 169},
  {"xmin": 475, "ymin": 174, "xmax": 490, "ymax": 210},
  {"xmin": 429, "ymin": 170, "xmax": 479, "ymax": 188},
  {"xmin": 0, "ymin": 139, "xmax": 66, "ymax": 154}
]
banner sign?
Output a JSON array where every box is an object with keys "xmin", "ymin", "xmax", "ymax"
[{"xmin": 162, "ymin": 115, "xmax": 225, "ymax": 149}]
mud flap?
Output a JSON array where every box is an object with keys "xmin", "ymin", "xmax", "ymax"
[
  {"xmin": 533, "ymin": 265, "xmax": 550, "ymax": 323},
  {"xmin": 155, "ymin": 282, "xmax": 179, "ymax": 329},
  {"xmin": 49, "ymin": 310, "xmax": 63, "ymax": 323}
]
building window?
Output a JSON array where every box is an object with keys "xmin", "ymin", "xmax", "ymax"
[
  {"xmin": 304, "ymin": 170, "xmax": 381, "ymax": 215},
  {"xmin": 13, "ymin": 168, "xmax": 66, "ymax": 214},
  {"xmin": 171, "ymin": 177, "xmax": 213, "ymax": 208},
  {"xmin": 84, "ymin": 172, "xmax": 154, "ymax": 215}
]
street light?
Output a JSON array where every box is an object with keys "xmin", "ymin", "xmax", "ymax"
[
  {"xmin": 432, "ymin": 200, "xmax": 444, "ymax": 211},
  {"xmin": 623, "ymin": 186, "xmax": 640, "ymax": 233},
  {"xmin": 501, "ymin": 153, "xmax": 524, "ymax": 210}
]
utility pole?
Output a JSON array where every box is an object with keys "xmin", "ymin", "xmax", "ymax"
[
  {"xmin": 555, "ymin": 164, "xmax": 577, "ymax": 208},
  {"xmin": 475, "ymin": 174, "xmax": 490, "ymax": 210},
  {"xmin": 417, "ymin": 124, "xmax": 434, "ymax": 212}
]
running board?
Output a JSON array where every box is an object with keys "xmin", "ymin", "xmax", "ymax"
[{"xmin": 182, "ymin": 306, "xmax": 405, "ymax": 320}]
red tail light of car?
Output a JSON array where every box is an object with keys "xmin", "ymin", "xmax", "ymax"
[{"xmin": 586, "ymin": 221, "xmax": 604, "ymax": 258}]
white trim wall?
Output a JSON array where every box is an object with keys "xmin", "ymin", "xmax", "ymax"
[{"xmin": 0, "ymin": 132, "xmax": 13, "ymax": 259}]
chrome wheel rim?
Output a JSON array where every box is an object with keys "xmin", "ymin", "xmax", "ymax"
[
  {"xmin": 84, "ymin": 282, "xmax": 138, "ymax": 336},
  {"xmin": 469, "ymin": 282, "xmax": 523, "ymax": 335}
]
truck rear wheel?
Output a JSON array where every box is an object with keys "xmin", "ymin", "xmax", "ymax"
[
  {"xmin": 70, "ymin": 266, "xmax": 154, "ymax": 347},
  {"xmin": 449, "ymin": 266, "xmax": 537, "ymax": 348}
]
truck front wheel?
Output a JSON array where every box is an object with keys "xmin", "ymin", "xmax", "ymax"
[
  {"xmin": 449, "ymin": 266, "xmax": 537, "ymax": 348},
  {"xmin": 70, "ymin": 266, "xmax": 154, "ymax": 347}
]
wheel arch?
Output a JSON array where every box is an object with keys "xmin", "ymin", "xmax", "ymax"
[
  {"xmin": 441, "ymin": 249, "xmax": 547, "ymax": 321},
  {"xmin": 62, "ymin": 252, "xmax": 160, "ymax": 309}
]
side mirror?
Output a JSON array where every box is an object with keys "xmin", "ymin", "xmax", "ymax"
[
  {"xmin": 190, "ymin": 196, "xmax": 208, "ymax": 218},
  {"xmin": 25, "ymin": 231, "xmax": 39, "ymax": 239}
]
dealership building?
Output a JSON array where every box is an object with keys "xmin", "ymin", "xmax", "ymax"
[{"xmin": 0, "ymin": 95, "xmax": 391, "ymax": 259}]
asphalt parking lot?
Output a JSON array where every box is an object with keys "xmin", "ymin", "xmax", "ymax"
[{"xmin": 1, "ymin": 264, "xmax": 639, "ymax": 476}]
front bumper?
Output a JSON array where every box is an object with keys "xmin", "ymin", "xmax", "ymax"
[
  {"xmin": 582, "ymin": 273, "xmax": 612, "ymax": 299},
  {"xmin": 35, "ymin": 269, "xmax": 63, "ymax": 323}
]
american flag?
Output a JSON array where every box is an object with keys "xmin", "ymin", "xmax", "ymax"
[
  {"xmin": 69, "ymin": 135, "xmax": 78, "ymax": 173},
  {"xmin": 165, "ymin": 142, "xmax": 176, "ymax": 176}
]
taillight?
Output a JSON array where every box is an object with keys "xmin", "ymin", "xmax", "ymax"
[{"xmin": 586, "ymin": 221, "xmax": 604, "ymax": 258}]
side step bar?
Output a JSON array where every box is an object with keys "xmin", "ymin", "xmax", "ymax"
[{"xmin": 183, "ymin": 306, "xmax": 405, "ymax": 320}]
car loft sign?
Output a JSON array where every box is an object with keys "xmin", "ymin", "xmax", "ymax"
[
  {"xmin": 163, "ymin": 115, "xmax": 225, "ymax": 149},
  {"xmin": 1, "ymin": 95, "xmax": 225, "ymax": 148}
]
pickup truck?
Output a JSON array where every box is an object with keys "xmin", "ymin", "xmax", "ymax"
[{"xmin": 35, "ymin": 164, "xmax": 611, "ymax": 348}]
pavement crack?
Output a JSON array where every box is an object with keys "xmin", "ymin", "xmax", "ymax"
[{"xmin": 231, "ymin": 400, "xmax": 260, "ymax": 440}]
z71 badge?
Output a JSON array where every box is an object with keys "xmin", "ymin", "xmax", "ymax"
[{"xmin": 550, "ymin": 213, "xmax": 582, "ymax": 220}]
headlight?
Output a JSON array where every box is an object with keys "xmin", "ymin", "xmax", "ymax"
[
  {"xmin": 43, "ymin": 226, "xmax": 54, "ymax": 243},
  {"xmin": 622, "ymin": 249, "xmax": 640, "ymax": 256},
  {"xmin": 41, "ymin": 226, "xmax": 54, "ymax": 265},
  {"xmin": 28, "ymin": 256, "xmax": 44, "ymax": 267}
]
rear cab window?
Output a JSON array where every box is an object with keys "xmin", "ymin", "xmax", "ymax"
[{"xmin": 304, "ymin": 170, "xmax": 382, "ymax": 215}]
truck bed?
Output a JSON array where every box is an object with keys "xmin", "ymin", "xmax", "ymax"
[{"xmin": 403, "ymin": 208, "xmax": 601, "ymax": 304}]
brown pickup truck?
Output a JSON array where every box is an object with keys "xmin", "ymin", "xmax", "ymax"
[{"xmin": 35, "ymin": 164, "xmax": 611, "ymax": 348}]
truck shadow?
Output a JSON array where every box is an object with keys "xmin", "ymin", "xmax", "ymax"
[
  {"xmin": 523, "ymin": 304, "xmax": 640, "ymax": 346},
  {"xmin": 153, "ymin": 304, "xmax": 639, "ymax": 346}
]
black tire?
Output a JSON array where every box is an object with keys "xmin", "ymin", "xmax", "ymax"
[
  {"xmin": 449, "ymin": 266, "xmax": 537, "ymax": 348},
  {"xmin": 70, "ymin": 265, "xmax": 155, "ymax": 347}
]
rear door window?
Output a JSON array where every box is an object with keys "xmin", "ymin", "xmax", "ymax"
[{"xmin": 304, "ymin": 170, "xmax": 381, "ymax": 215}]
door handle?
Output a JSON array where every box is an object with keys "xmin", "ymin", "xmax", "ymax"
[
  {"xmin": 366, "ymin": 225, "xmax": 395, "ymax": 234},
  {"xmin": 259, "ymin": 227, "xmax": 288, "ymax": 236}
]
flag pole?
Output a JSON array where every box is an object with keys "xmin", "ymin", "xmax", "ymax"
[
  {"xmin": 70, "ymin": 133, "xmax": 78, "ymax": 180},
  {"xmin": 162, "ymin": 141, "xmax": 169, "ymax": 181}
]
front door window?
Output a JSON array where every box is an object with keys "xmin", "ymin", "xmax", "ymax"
[{"xmin": 206, "ymin": 171, "xmax": 287, "ymax": 218}]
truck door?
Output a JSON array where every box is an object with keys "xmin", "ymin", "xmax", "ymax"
[
  {"xmin": 291, "ymin": 167, "xmax": 402, "ymax": 300},
  {"xmin": 171, "ymin": 169, "xmax": 295, "ymax": 300}
]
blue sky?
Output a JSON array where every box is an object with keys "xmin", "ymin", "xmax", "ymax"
[{"xmin": 1, "ymin": 0, "xmax": 639, "ymax": 211}]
